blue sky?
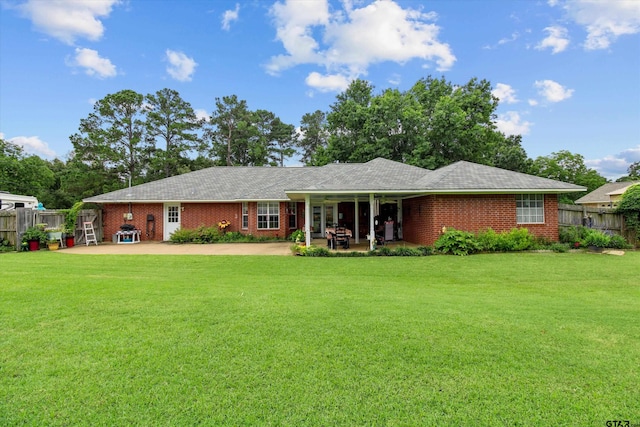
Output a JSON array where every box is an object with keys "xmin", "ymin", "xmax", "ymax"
[{"xmin": 1, "ymin": 0, "xmax": 639, "ymax": 179}]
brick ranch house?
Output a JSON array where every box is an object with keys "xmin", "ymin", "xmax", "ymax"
[{"xmin": 83, "ymin": 158, "xmax": 585, "ymax": 250}]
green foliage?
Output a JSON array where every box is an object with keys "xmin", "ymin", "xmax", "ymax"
[
  {"xmin": 61, "ymin": 201, "xmax": 84, "ymax": 234},
  {"xmin": 21, "ymin": 226, "xmax": 48, "ymax": 244},
  {"xmin": 169, "ymin": 226, "xmax": 280, "ymax": 244},
  {"xmin": 608, "ymin": 234, "xmax": 632, "ymax": 249},
  {"xmin": 434, "ymin": 229, "xmax": 480, "ymax": 256},
  {"xmin": 289, "ymin": 229, "xmax": 305, "ymax": 242},
  {"xmin": 582, "ymin": 229, "xmax": 611, "ymax": 248},
  {"xmin": 559, "ymin": 226, "xmax": 591, "ymax": 246},
  {"xmin": 529, "ymin": 150, "xmax": 606, "ymax": 203},
  {"xmin": 549, "ymin": 242, "xmax": 570, "ymax": 253},
  {"xmin": 316, "ymin": 76, "xmax": 529, "ymax": 171},
  {"xmin": 560, "ymin": 226, "xmax": 631, "ymax": 249},
  {"xmin": 616, "ymin": 184, "xmax": 640, "ymax": 245},
  {"xmin": 0, "ymin": 238, "xmax": 14, "ymax": 252}
]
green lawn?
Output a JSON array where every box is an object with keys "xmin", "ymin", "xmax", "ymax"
[{"xmin": 1, "ymin": 252, "xmax": 638, "ymax": 426}]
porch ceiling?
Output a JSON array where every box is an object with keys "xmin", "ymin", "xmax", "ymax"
[{"xmin": 286, "ymin": 191, "xmax": 423, "ymax": 203}]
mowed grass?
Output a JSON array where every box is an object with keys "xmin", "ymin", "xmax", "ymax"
[{"xmin": 1, "ymin": 252, "xmax": 638, "ymax": 426}]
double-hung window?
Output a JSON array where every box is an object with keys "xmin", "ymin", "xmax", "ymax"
[
  {"xmin": 257, "ymin": 202, "xmax": 279, "ymax": 229},
  {"xmin": 516, "ymin": 194, "xmax": 544, "ymax": 224}
]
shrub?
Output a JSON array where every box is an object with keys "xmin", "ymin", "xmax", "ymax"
[
  {"xmin": 289, "ymin": 229, "xmax": 305, "ymax": 242},
  {"xmin": 302, "ymin": 246, "xmax": 334, "ymax": 257},
  {"xmin": 391, "ymin": 246, "xmax": 424, "ymax": 256},
  {"xmin": 559, "ymin": 226, "xmax": 590, "ymax": 246},
  {"xmin": 503, "ymin": 228, "xmax": 536, "ymax": 251},
  {"xmin": 608, "ymin": 234, "xmax": 632, "ymax": 249},
  {"xmin": 434, "ymin": 229, "xmax": 479, "ymax": 256},
  {"xmin": 416, "ymin": 246, "xmax": 434, "ymax": 256},
  {"xmin": 582, "ymin": 229, "xmax": 611, "ymax": 248},
  {"xmin": 549, "ymin": 242, "xmax": 569, "ymax": 253}
]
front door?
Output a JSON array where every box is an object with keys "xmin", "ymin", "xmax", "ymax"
[{"xmin": 163, "ymin": 203, "xmax": 181, "ymax": 240}]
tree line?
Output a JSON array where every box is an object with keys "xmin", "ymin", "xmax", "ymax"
[{"xmin": 2, "ymin": 76, "xmax": 638, "ymax": 209}]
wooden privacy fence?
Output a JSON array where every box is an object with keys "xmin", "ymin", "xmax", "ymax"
[
  {"xmin": 3, "ymin": 208, "xmax": 103, "ymax": 250},
  {"xmin": 558, "ymin": 203, "xmax": 634, "ymax": 242}
]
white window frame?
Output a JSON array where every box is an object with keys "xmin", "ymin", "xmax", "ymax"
[
  {"xmin": 257, "ymin": 202, "xmax": 280, "ymax": 230},
  {"xmin": 516, "ymin": 194, "xmax": 545, "ymax": 224},
  {"xmin": 242, "ymin": 202, "xmax": 249, "ymax": 229}
]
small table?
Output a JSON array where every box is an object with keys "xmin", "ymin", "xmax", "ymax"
[{"xmin": 116, "ymin": 230, "xmax": 141, "ymax": 244}]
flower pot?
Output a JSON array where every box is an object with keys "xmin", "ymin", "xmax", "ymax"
[
  {"xmin": 28, "ymin": 239, "xmax": 40, "ymax": 251},
  {"xmin": 47, "ymin": 242, "xmax": 60, "ymax": 251},
  {"xmin": 65, "ymin": 235, "xmax": 75, "ymax": 248}
]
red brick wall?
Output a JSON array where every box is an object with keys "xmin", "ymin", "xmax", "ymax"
[
  {"xmin": 103, "ymin": 201, "xmax": 295, "ymax": 241},
  {"xmin": 103, "ymin": 204, "xmax": 164, "ymax": 242},
  {"xmin": 402, "ymin": 194, "xmax": 560, "ymax": 246}
]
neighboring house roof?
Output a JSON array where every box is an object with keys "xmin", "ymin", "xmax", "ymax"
[
  {"xmin": 83, "ymin": 158, "xmax": 586, "ymax": 204},
  {"xmin": 575, "ymin": 181, "xmax": 640, "ymax": 205}
]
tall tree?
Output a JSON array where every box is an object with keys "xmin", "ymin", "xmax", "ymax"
[
  {"xmin": 70, "ymin": 89, "xmax": 147, "ymax": 186},
  {"xmin": 529, "ymin": 150, "xmax": 607, "ymax": 203},
  {"xmin": 206, "ymin": 95, "xmax": 254, "ymax": 166},
  {"xmin": 268, "ymin": 117, "xmax": 296, "ymax": 167},
  {"xmin": 616, "ymin": 161, "xmax": 640, "ymax": 182},
  {"xmin": 316, "ymin": 76, "xmax": 511, "ymax": 169},
  {"xmin": 298, "ymin": 110, "xmax": 328, "ymax": 165},
  {"xmin": 407, "ymin": 77, "xmax": 499, "ymax": 168},
  {"xmin": 144, "ymin": 88, "xmax": 203, "ymax": 179},
  {"xmin": 0, "ymin": 138, "xmax": 55, "ymax": 203},
  {"xmin": 323, "ymin": 79, "xmax": 375, "ymax": 164}
]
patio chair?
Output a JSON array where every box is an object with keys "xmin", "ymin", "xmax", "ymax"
[{"xmin": 334, "ymin": 226, "xmax": 350, "ymax": 249}]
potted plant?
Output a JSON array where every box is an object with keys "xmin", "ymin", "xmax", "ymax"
[
  {"xmin": 62, "ymin": 202, "xmax": 84, "ymax": 248},
  {"xmin": 583, "ymin": 230, "xmax": 610, "ymax": 252},
  {"xmin": 22, "ymin": 226, "xmax": 47, "ymax": 251},
  {"xmin": 47, "ymin": 238, "xmax": 60, "ymax": 251}
]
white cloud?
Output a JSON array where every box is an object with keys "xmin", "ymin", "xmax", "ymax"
[
  {"xmin": 194, "ymin": 109, "xmax": 210, "ymax": 122},
  {"xmin": 556, "ymin": 0, "xmax": 640, "ymax": 50},
  {"xmin": 495, "ymin": 111, "xmax": 532, "ymax": 136},
  {"xmin": 221, "ymin": 3, "xmax": 240, "ymax": 31},
  {"xmin": 528, "ymin": 99, "xmax": 538, "ymax": 106},
  {"xmin": 305, "ymin": 72, "xmax": 351, "ymax": 92},
  {"xmin": 17, "ymin": 0, "xmax": 121, "ymax": 45},
  {"xmin": 68, "ymin": 47, "xmax": 117, "ymax": 78},
  {"xmin": 536, "ymin": 26, "xmax": 570, "ymax": 54},
  {"xmin": 586, "ymin": 145, "xmax": 640, "ymax": 179},
  {"xmin": 492, "ymin": 83, "xmax": 518, "ymax": 104},
  {"xmin": 267, "ymin": 0, "xmax": 455, "ymax": 91},
  {"xmin": 534, "ymin": 79, "xmax": 574, "ymax": 102},
  {"xmin": 165, "ymin": 49, "xmax": 197, "ymax": 82},
  {"xmin": 7, "ymin": 135, "xmax": 57, "ymax": 158}
]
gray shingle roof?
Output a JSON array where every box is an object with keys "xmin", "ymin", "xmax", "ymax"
[
  {"xmin": 84, "ymin": 158, "xmax": 586, "ymax": 203},
  {"xmin": 575, "ymin": 181, "xmax": 640, "ymax": 204},
  {"xmin": 414, "ymin": 161, "xmax": 586, "ymax": 192}
]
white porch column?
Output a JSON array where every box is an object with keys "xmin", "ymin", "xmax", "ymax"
[
  {"xmin": 304, "ymin": 194, "xmax": 311, "ymax": 247},
  {"xmin": 369, "ymin": 193, "xmax": 375, "ymax": 251},
  {"xmin": 354, "ymin": 198, "xmax": 359, "ymax": 244}
]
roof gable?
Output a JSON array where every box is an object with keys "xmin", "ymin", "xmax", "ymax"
[{"xmin": 575, "ymin": 181, "xmax": 640, "ymax": 204}]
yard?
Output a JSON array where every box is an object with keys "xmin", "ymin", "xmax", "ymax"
[{"xmin": 1, "ymin": 252, "xmax": 638, "ymax": 425}]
